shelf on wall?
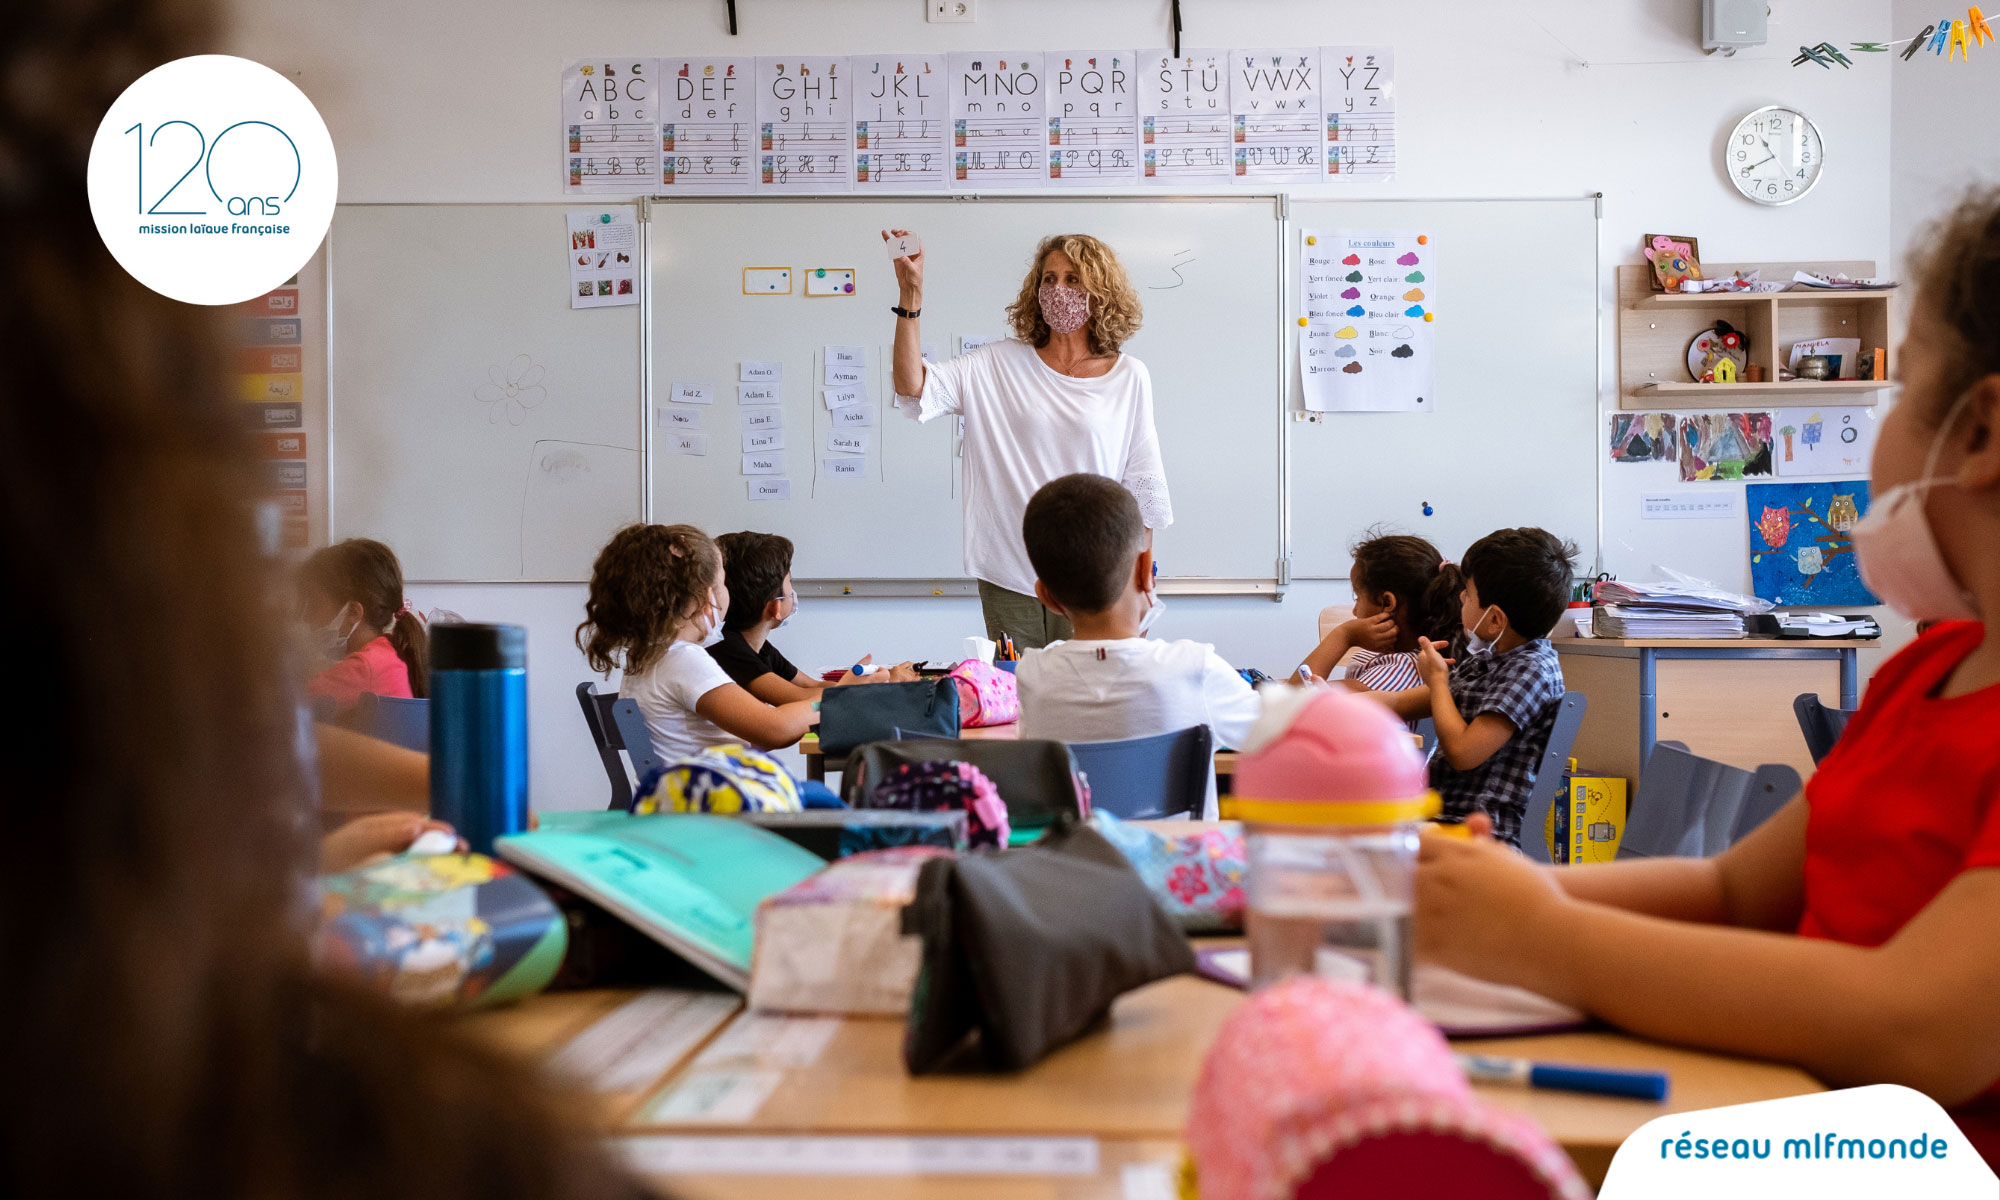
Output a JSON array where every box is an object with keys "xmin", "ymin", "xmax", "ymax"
[
  {"xmin": 1640, "ymin": 380, "xmax": 1894, "ymax": 398},
  {"xmin": 1645, "ymin": 288, "xmax": 1897, "ymax": 306}
]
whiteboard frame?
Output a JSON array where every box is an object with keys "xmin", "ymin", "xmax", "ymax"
[
  {"xmin": 640, "ymin": 192, "xmax": 1292, "ymax": 598},
  {"xmin": 324, "ymin": 199, "xmax": 654, "ymax": 584}
]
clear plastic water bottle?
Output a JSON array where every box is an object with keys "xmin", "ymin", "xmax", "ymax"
[
  {"xmin": 1231, "ymin": 688, "xmax": 1438, "ymax": 999},
  {"xmin": 429, "ymin": 623, "xmax": 528, "ymax": 854}
]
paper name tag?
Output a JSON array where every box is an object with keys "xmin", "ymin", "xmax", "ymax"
[
  {"xmin": 617, "ymin": 1135, "xmax": 1101, "ymax": 1177},
  {"xmin": 748, "ymin": 479, "xmax": 791, "ymax": 501},
  {"xmin": 742, "ymin": 452, "xmax": 787, "ymax": 476},
  {"xmin": 669, "ymin": 433, "xmax": 709, "ymax": 455},
  {"xmin": 671, "ymin": 381, "xmax": 715, "ymax": 405},
  {"xmin": 743, "ymin": 429, "xmax": 785, "ymax": 452},
  {"xmin": 739, "ymin": 360, "xmax": 782, "ymax": 382},
  {"xmin": 738, "ymin": 383, "xmax": 782, "ymax": 406},
  {"xmin": 822, "ymin": 385, "xmax": 865, "ymax": 410},
  {"xmin": 658, "ymin": 407, "xmax": 702, "ymax": 428},
  {"xmin": 824, "ymin": 363, "xmax": 867, "ymax": 386},
  {"xmin": 825, "ymin": 344, "xmax": 867, "ymax": 367},
  {"xmin": 827, "ymin": 431, "xmax": 871, "ymax": 455},
  {"xmin": 742, "ymin": 409, "xmax": 783, "ymax": 430},
  {"xmin": 548, "ymin": 991, "xmax": 740, "ymax": 1095},
  {"xmin": 831, "ymin": 406, "xmax": 875, "ymax": 428},
  {"xmin": 823, "ymin": 455, "xmax": 867, "ymax": 478},
  {"xmin": 639, "ymin": 1068, "xmax": 785, "ymax": 1124}
]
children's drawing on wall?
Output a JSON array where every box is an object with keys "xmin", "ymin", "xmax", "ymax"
[
  {"xmin": 1608, "ymin": 412, "xmax": 1678, "ymax": 463},
  {"xmin": 520, "ymin": 440, "xmax": 641, "ymax": 578},
  {"xmin": 474, "ymin": 354, "xmax": 549, "ymax": 426},
  {"xmin": 1745, "ymin": 479, "xmax": 1878, "ymax": 605},
  {"xmin": 1775, "ymin": 406, "xmax": 1876, "ymax": 477},
  {"xmin": 1678, "ymin": 411, "xmax": 1773, "ymax": 482}
]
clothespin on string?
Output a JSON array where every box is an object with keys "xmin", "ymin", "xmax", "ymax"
[
  {"xmin": 1903, "ymin": 23, "xmax": 1937, "ymax": 57},
  {"xmin": 1929, "ymin": 20, "xmax": 1951, "ymax": 55},
  {"xmin": 1848, "ymin": 41, "xmax": 1891, "ymax": 53},
  {"xmin": 725, "ymin": 0, "xmax": 737, "ymax": 35},
  {"xmin": 1972, "ymin": 7, "xmax": 1996, "ymax": 45},
  {"xmin": 1792, "ymin": 42, "xmax": 1846, "ymax": 68},
  {"xmin": 1948, "ymin": 18, "xmax": 1972, "ymax": 59}
]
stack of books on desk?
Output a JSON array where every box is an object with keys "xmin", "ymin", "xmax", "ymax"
[{"xmin": 1590, "ymin": 579, "xmax": 1772, "ymax": 639}]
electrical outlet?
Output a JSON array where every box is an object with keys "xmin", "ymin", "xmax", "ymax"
[{"xmin": 927, "ymin": 0, "xmax": 975, "ymax": 21}]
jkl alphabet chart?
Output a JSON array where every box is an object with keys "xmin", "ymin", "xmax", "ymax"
[{"xmin": 853, "ymin": 55, "xmax": 949, "ymax": 191}]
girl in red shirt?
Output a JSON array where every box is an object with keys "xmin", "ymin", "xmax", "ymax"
[
  {"xmin": 300, "ymin": 538, "xmax": 429, "ymax": 715},
  {"xmin": 1417, "ymin": 188, "xmax": 2000, "ymax": 1165}
]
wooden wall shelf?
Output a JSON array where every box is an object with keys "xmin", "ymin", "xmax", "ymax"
[{"xmin": 1617, "ymin": 260, "xmax": 1894, "ymax": 411}]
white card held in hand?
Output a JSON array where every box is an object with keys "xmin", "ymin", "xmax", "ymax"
[{"xmin": 885, "ymin": 232, "xmax": 920, "ymax": 259}]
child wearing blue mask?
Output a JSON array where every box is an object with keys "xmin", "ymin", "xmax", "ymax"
[{"xmin": 1415, "ymin": 187, "xmax": 2000, "ymax": 1169}]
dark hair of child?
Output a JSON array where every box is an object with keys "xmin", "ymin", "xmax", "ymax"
[
  {"xmin": 300, "ymin": 538, "xmax": 430, "ymax": 697},
  {"xmin": 715, "ymin": 531, "xmax": 794, "ymax": 631},
  {"xmin": 1461, "ymin": 527, "xmax": 1579, "ymax": 640},
  {"xmin": 1022, "ymin": 474, "xmax": 1145, "ymax": 613},
  {"xmin": 576, "ymin": 523, "xmax": 719, "ymax": 676},
  {"xmin": 1349, "ymin": 531, "xmax": 1466, "ymax": 649}
]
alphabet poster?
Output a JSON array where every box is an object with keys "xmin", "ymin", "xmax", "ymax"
[
  {"xmin": 563, "ymin": 59, "xmax": 660, "ymax": 193},
  {"xmin": 756, "ymin": 57, "xmax": 853, "ymax": 193},
  {"xmin": 949, "ymin": 52, "xmax": 1048, "ymax": 187},
  {"xmin": 1746, "ymin": 480, "xmax": 1877, "ymax": 605},
  {"xmin": 1300, "ymin": 229, "xmax": 1435, "ymax": 412},
  {"xmin": 1139, "ymin": 49, "xmax": 1231, "ymax": 183},
  {"xmin": 662, "ymin": 57, "xmax": 755, "ymax": 193},
  {"xmin": 853, "ymin": 55, "xmax": 949, "ymax": 191},
  {"xmin": 1046, "ymin": 50, "xmax": 1139, "ymax": 185},
  {"xmin": 1323, "ymin": 46, "xmax": 1395, "ymax": 179},
  {"xmin": 1231, "ymin": 48, "xmax": 1324, "ymax": 184},
  {"xmin": 562, "ymin": 48, "xmax": 1397, "ymax": 192}
]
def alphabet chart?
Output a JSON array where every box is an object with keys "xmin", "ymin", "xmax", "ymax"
[{"xmin": 562, "ymin": 46, "xmax": 1394, "ymax": 192}]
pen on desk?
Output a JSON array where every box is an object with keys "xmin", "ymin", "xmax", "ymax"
[{"xmin": 1455, "ymin": 1053, "xmax": 1669, "ymax": 1101}]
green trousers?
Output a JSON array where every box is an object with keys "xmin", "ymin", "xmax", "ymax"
[{"xmin": 976, "ymin": 580, "xmax": 1074, "ymax": 651}]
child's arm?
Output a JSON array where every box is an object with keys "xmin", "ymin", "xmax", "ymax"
[
  {"xmin": 1371, "ymin": 684, "xmax": 1433, "ymax": 721},
  {"xmin": 1552, "ymin": 796, "xmax": 1808, "ymax": 929},
  {"xmin": 694, "ymin": 683, "xmax": 818, "ymax": 751},
  {"xmin": 1414, "ymin": 637, "xmax": 1514, "ymax": 771},
  {"xmin": 1418, "ymin": 830, "xmax": 2000, "ymax": 1103},
  {"xmin": 1301, "ymin": 612, "xmax": 1398, "ymax": 680}
]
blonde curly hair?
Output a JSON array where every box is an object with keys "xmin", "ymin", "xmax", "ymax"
[{"xmin": 1004, "ymin": 233, "xmax": 1143, "ymax": 356}]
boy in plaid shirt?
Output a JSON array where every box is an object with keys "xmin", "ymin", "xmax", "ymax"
[{"xmin": 1381, "ymin": 528, "xmax": 1575, "ymax": 848}]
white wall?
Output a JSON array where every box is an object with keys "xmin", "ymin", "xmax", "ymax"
[
  {"xmin": 232, "ymin": 0, "xmax": 1905, "ymax": 809},
  {"xmin": 1890, "ymin": 0, "xmax": 2000, "ymax": 269}
]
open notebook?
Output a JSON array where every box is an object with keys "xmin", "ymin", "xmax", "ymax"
[{"xmin": 1196, "ymin": 948, "xmax": 1588, "ymax": 1038}]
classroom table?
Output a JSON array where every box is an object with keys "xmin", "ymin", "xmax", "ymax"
[
  {"xmin": 800, "ymin": 723, "xmax": 1241, "ymax": 790},
  {"xmin": 456, "ymin": 970, "xmax": 1822, "ymax": 1194},
  {"xmin": 1551, "ymin": 636, "xmax": 1877, "ymax": 783}
]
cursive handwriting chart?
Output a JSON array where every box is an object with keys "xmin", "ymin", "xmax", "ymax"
[
  {"xmin": 1138, "ymin": 49, "xmax": 1231, "ymax": 183},
  {"xmin": 564, "ymin": 59, "xmax": 661, "ymax": 193},
  {"xmin": 1046, "ymin": 51, "xmax": 1139, "ymax": 185},
  {"xmin": 1323, "ymin": 47, "xmax": 1396, "ymax": 181},
  {"xmin": 663, "ymin": 58, "xmax": 756, "ymax": 193},
  {"xmin": 950, "ymin": 52, "xmax": 1048, "ymax": 187},
  {"xmin": 853, "ymin": 56, "xmax": 949, "ymax": 190},
  {"xmin": 756, "ymin": 57, "xmax": 854, "ymax": 193}
]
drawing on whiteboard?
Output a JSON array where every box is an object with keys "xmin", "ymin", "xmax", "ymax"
[
  {"xmin": 1148, "ymin": 249, "xmax": 1196, "ymax": 290},
  {"xmin": 519, "ymin": 439, "xmax": 639, "ymax": 576},
  {"xmin": 474, "ymin": 354, "xmax": 549, "ymax": 426}
]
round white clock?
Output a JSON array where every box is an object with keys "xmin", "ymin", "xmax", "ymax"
[{"xmin": 1726, "ymin": 105, "xmax": 1823, "ymax": 206}]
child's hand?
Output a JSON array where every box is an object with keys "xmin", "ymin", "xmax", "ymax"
[
  {"xmin": 836, "ymin": 655, "xmax": 878, "ymax": 685},
  {"xmin": 1337, "ymin": 612, "xmax": 1399, "ymax": 654},
  {"xmin": 1415, "ymin": 636, "xmax": 1453, "ymax": 687},
  {"xmin": 321, "ymin": 813, "xmax": 462, "ymax": 875},
  {"xmin": 1415, "ymin": 819, "xmax": 1569, "ymax": 986},
  {"xmin": 887, "ymin": 661, "xmax": 920, "ymax": 682}
]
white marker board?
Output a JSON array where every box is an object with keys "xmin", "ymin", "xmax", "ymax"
[
  {"xmin": 328, "ymin": 204, "xmax": 644, "ymax": 581},
  {"xmin": 648, "ymin": 197, "xmax": 1284, "ymax": 584},
  {"xmin": 1286, "ymin": 198, "xmax": 1600, "ymax": 576}
]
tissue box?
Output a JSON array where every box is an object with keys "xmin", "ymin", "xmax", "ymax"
[
  {"xmin": 748, "ymin": 846, "xmax": 952, "ymax": 1015},
  {"xmin": 1545, "ymin": 768, "xmax": 1627, "ymax": 864}
]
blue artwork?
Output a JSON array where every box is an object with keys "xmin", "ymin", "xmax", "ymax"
[{"xmin": 1745, "ymin": 480, "xmax": 1878, "ymax": 605}]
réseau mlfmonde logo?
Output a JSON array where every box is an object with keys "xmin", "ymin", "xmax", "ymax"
[{"xmin": 87, "ymin": 55, "xmax": 337, "ymax": 305}]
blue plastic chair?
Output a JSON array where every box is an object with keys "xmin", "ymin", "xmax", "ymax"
[
  {"xmin": 1514, "ymin": 693, "xmax": 1589, "ymax": 864},
  {"xmin": 1617, "ymin": 743, "xmax": 1802, "ymax": 860},
  {"xmin": 1793, "ymin": 692, "xmax": 1855, "ymax": 765},
  {"xmin": 575, "ymin": 681, "xmax": 664, "ymax": 810},
  {"xmin": 349, "ymin": 692, "xmax": 429, "ymax": 754},
  {"xmin": 1066, "ymin": 725, "xmax": 1214, "ymax": 820}
]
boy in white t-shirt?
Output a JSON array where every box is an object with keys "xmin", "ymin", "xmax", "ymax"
[{"xmin": 1014, "ymin": 474, "xmax": 1261, "ymax": 817}]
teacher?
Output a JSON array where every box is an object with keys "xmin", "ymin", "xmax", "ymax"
[{"xmin": 885, "ymin": 229, "xmax": 1173, "ymax": 650}]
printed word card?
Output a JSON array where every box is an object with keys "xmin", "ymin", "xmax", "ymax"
[{"xmin": 949, "ymin": 53, "xmax": 1048, "ymax": 187}]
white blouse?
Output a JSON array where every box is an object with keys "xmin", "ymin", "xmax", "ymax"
[{"xmin": 902, "ymin": 338, "xmax": 1174, "ymax": 595}]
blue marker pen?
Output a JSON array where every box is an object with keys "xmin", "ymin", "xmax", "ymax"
[
  {"xmin": 851, "ymin": 662, "xmax": 880, "ymax": 676},
  {"xmin": 1456, "ymin": 1053, "xmax": 1669, "ymax": 1102}
]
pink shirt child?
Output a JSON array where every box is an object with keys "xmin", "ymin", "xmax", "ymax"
[{"xmin": 307, "ymin": 636, "xmax": 413, "ymax": 716}]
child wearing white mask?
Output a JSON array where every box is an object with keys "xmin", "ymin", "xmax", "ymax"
[
  {"xmin": 707, "ymin": 530, "xmax": 917, "ymax": 702},
  {"xmin": 1414, "ymin": 187, "xmax": 2000, "ymax": 1170},
  {"xmin": 578, "ymin": 523, "xmax": 817, "ymax": 764},
  {"xmin": 1013, "ymin": 474, "xmax": 1259, "ymax": 818}
]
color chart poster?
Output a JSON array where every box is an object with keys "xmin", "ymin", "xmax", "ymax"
[{"xmin": 1300, "ymin": 229, "xmax": 1435, "ymax": 412}]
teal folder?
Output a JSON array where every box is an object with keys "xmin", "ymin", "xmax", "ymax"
[{"xmin": 495, "ymin": 814, "xmax": 825, "ymax": 990}]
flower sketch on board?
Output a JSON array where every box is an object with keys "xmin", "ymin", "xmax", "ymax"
[{"xmin": 474, "ymin": 354, "xmax": 548, "ymax": 426}]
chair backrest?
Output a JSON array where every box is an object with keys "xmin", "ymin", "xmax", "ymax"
[
  {"xmin": 575, "ymin": 681, "xmax": 664, "ymax": 811},
  {"xmin": 1618, "ymin": 744, "xmax": 1802, "ymax": 860},
  {"xmin": 349, "ymin": 692, "xmax": 429, "ymax": 754},
  {"xmin": 1515, "ymin": 693, "xmax": 1589, "ymax": 864},
  {"xmin": 1792, "ymin": 692, "xmax": 1854, "ymax": 765},
  {"xmin": 1067, "ymin": 725, "xmax": 1214, "ymax": 820}
]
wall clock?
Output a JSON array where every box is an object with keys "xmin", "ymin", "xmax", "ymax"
[{"xmin": 1727, "ymin": 105, "xmax": 1823, "ymax": 206}]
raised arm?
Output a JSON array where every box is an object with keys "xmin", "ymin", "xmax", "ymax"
[{"xmin": 884, "ymin": 229, "xmax": 926, "ymax": 398}]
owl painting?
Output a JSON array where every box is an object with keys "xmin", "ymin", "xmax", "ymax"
[
  {"xmin": 1825, "ymin": 492, "xmax": 1860, "ymax": 533},
  {"xmin": 1757, "ymin": 505, "xmax": 1792, "ymax": 552},
  {"xmin": 1795, "ymin": 545, "xmax": 1825, "ymax": 578}
]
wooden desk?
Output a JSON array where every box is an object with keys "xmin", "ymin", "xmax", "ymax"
[
  {"xmin": 464, "ymin": 972, "xmax": 1821, "ymax": 1192},
  {"xmin": 801, "ymin": 724, "xmax": 1240, "ymax": 791},
  {"xmin": 1552, "ymin": 636, "xmax": 1876, "ymax": 782}
]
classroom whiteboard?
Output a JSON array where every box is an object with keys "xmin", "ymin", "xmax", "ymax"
[
  {"xmin": 648, "ymin": 197, "xmax": 1284, "ymax": 585},
  {"xmin": 1286, "ymin": 198, "xmax": 1600, "ymax": 577},
  {"xmin": 328, "ymin": 204, "xmax": 644, "ymax": 581}
]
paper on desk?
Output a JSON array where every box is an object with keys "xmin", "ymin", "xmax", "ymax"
[
  {"xmin": 1197, "ymin": 948, "xmax": 1586, "ymax": 1037},
  {"xmin": 617, "ymin": 1135, "xmax": 1102, "ymax": 1176},
  {"xmin": 696, "ymin": 1011, "xmax": 842, "ymax": 1069},
  {"xmin": 547, "ymin": 990, "xmax": 740, "ymax": 1094},
  {"xmin": 639, "ymin": 1069, "xmax": 786, "ymax": 1124}
]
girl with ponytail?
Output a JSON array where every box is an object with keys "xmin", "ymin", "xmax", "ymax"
[
  {"xmin": 300, "ymin": 538, "xmax": 430, "ymax": 714},
  {"xmin": 1300, "ymin": 531, "xmax": 1465, "ymax": 693}
]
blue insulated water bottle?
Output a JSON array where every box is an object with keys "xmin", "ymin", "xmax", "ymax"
[{"xmin": 429, "ymin": 623, "xmax": 528, "ymax": 854}]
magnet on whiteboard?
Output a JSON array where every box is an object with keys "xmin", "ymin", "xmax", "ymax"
[
  {"xmin": 1421, "ymin": 501, "xmax": 1434, "ymax": 516},
  {"xmin": 1417, "ymin": 235, "xmax": 1428, "ymax": 244},
  {"xmin": 1297, "ymin": 317, "xmax": 1308, "ymax": 327},
  {"xmin": 1423, "ymin": 312, "xmax": 1435, "ymax": 322},
  {"xmin": 600, "ymin": 213, "xmax": 613, "ymax": 223},
  {"xmin": 1306, "ymin": 236, "xmax": 1317, "ymax": 245}
]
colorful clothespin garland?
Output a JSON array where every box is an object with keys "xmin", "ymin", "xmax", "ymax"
[
  {"xmin": 1806, "ymin": 7, "xmax": 1996, "ymax": 65},
  {"xmin": 1904, "ymin": 23, "xmax": 1938, "ymax": 57}
]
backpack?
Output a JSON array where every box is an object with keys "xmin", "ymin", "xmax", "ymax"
[
  {"xmin": 633, "ymin": 744, "xmax": 802, "ymax": 815},
  {"xmin": 860, "ymin": 759, "xmax": 1010, "ymax": 849}
]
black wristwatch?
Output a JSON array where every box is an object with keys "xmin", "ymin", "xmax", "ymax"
[{"xmin": 890, "ymin": 304, "xmax": 921, "ymax": 318}]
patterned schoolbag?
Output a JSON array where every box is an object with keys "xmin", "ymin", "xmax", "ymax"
[{"xmin": 633, "ymin": 743, "xmax": 802, "ymax": 815}]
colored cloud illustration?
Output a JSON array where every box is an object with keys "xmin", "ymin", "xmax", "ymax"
[
  {"xmin": 1340, "ymin": 286, "xmax": 1361, "ymax": 299},
  {"xmin": 1342, "ymin": 361, "xmax": 1363, "ymax": 373},
  {"xmin": 1335, "ymin": 345, "xmax": 1357, "ymax": 358},
  {"xmin": 1405, "ymin": 270, "xmax": 1425, "ymax": 283},
  {"xmin": 1396, "ymin": 251, "xmax": 1420, "ymax": 265},
  {"xmin": 1334, "ymin": 325, "xmax": 1359, "ymax": 338},
  {"xmin": 1404, "ymin": 304, "xmax": 1426, "ymax": 317},
  {"xmin": 1341, "ymin": 253, "xmax": 1361, "ymax": 265},
  {"xmin": 1391, "ymin": 344, "xmax": 1415, "ymax": 358},
  {"xmin": 1346, "ymin": 304, "xmax": 1366, "ymax": 317}
]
